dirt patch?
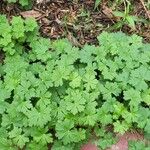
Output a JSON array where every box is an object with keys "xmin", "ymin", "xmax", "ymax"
[{"xmin": 81, "ymin": 130, "xmax": 145, "ymax": 150}]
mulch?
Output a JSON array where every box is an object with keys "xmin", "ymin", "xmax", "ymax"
[{"xmin": 0, "ymin": 0, "xmax": 150, "ymax": 46}]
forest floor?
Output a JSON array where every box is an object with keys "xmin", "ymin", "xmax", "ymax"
[{"xmin": 1, "ymin": 0, "xmax": 150, "ymax": 46}]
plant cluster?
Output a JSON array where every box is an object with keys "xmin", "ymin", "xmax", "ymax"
[
  {"xmin": 129, "ymin": 140, "xmax": 150, "ymax": 150},
  {"xmin": 5, "ymin": 0, "xmax": 31, "ymax": 6},
  {"xmin": 0, "ymin": 15, "xmax": 150, "ymax": 149}
]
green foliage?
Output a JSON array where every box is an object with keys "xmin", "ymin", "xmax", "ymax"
[
  {"xmin": 7, "ymin": 0, "xmax": 30, "ymax": 6},
  {"xmin": 0, "ymin": 15, "xmax": 150, "ymax": 149},
  {"xmin": 129, "ymin": 140, "xmax": 150, "ymax": 150},
  {"xmin": 94, "ymin": 0, "xmax": 102, "ymax": 10},
  {"xmin": 113, "ymin": 11, "xmax": 138, "ymax": 29},
  {"xmin": 111, "ymin": 0, "xmax": 145, "ymax": 30},
  {"xmin": 0, "ymin": 15, "xmax": 38, "ymax": 55},
  {"xmin": 94, "ymin": 127, "xmax": 117, "ymax": 149}
]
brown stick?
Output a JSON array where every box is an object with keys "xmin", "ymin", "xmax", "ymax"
[{"xmin": 139, "ymin": 0, "xmax": 150, "ymax": 19}]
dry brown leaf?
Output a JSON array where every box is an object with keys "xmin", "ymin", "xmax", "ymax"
[
  {"xmin": 139, "ymin": 0, "xmax": 150, "ymax": 19},
  {"xmin": 67, "ymin": 32, "xmax": 82, "ymax": 47},
  {"xmin": 20, "ymin": 10, "xmax": 42, "ymax": 19},
  {"xmin": 102, "ymin": 6, "xmax": 114, "ymax": 19},
  {"xmin": 36, "ymin": 0, "xmax": 44, "ymax": 3},
  {"xmin": 102, "ymin": 5, "xmax": 120, "ymax": 22},
  {"xmin": 41, "ymin": 18, "xmax": 52, "ymax": 24},
  {"xmin": 36, "ymin": 0, "xmax": 51, "ymax": 3}
]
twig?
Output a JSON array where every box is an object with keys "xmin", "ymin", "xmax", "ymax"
[{"xmin": 139, "ymin": 0, "xmax": 150, "ymax": 19}]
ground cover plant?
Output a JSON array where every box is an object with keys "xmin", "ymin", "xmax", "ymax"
[
  {"xmin": 0, "ymin": 15, "xmax": 150, "ymax": 149},
  {"xmin": 5, "ymin": 0, "xmax": 31, "ymax": 6}
]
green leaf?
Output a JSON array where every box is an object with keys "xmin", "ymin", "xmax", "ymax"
[
  {"xmin": 0, "ymin": 22, "xmax": 11, "ymax": 39},
  {"xmin": 69, "ymin": 72, "xmax": 82, "ymax": 88},
  {"xmin": 34, "ymin": 133, "xmax": 53, "ymax": 145},
  {"xmin": 9, "ymin": 127, "xmax": 29, "ymax": 148},
  {"xmin": 141, "ymin": 89, "xmax": 150, "ymax": 105},
  {"xmin": 124, "ymin": 88, "xmax": 142, "ymax": 108},
  {"xmin": 0, "ymin": 138, "xmax": 15, "ymax": 150},
  {"xmin": 25, "ymin": 18, "xmax": 37, "ymax": 31},
  {"xmin": 13, "ymin": 134, "xmax": 29, "ymax": 148},
  {"xmin": 83, "ymin": 73, "xmax": 98, "ymax": 91},
  {"xmin": 65, "ymin": 89, "xmax": 86, "ymax": 115},
  {"xmin": 144, "ymin": 120, "xmax": 150, "ymax": 134},
  {"xmin": 100, "ymin": 82, "xmax": 121, "ymax": 100},
  {"xmin": 30, "ymin": 38, "xmax": 51, "ymax": 61},
  {"xmin": 16, "ymin": 100, "xmax": 33, "ymax": 114},
  {"xmin": 94, "ymin": 0, "xmax": 101, "ymax": 10},
  {"xmin": 137, "ymin": 107, "xmax": 150, "ymax": 129},
  {"xmin": 98, "ymin": 109, "xmax": 113, "ymax": 125},
  {"xmin": 126, "ymin": 16, "xmax": 136, "ymax": 29},
  {"xmin": 11, "ymin": 16, "xmax": 25, "ymax": 39},
  {"xmin": 19, "ymin": 0, "xmax": 29, "ymax": 6},
  {"xmin": 56, "ymin": 119, "xmax": 74, "ymax": 144},
  {"xmin": 79, "ymin": 45, "xmax": 96, "ymax": 64},
  {"xmin": 27, "ymin": 106, "xmax": 51, "ymax": 127},
  {"xmin": 129, "ymin": 141, "xmax": 149, "ymax": 150},
  {"xmin": 52, "ymin": 39, "xmax": 72, "ymax": 55},
  {"xmin": 52, "ymin": 141, "xmax": 74, "ymax": 150},
  {"xmin": 122, "ymin": 110, "xmax": 138, "ymax": 124},
  {"xmin": 113, "ymin": 120, "xmax": 130, "ymax": 134},
  {"xmin": 0, "ymin": 101, "xmax": 8, "ymax": 114},
  {"xmin": 113, "ymin": 102, "xmax": 127, "ymax": 119},
  {"xmin": 96, "ymin": 132, "xmax": 116, "ymax": 150},
  {"xmin": 129, "ymin": 66, "xmax": 150, "ymax": 91},
  {"xmin": 26, "ymin": 141, "xmax": 48, "ymax": 150},
  {"xmin": 51, "ymin": 64, "xmax": 74, "ymax": 87},
  {"xmin": 113, "ymin": 11, "xmax": 125, "ymax": 17}
]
